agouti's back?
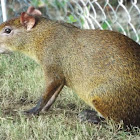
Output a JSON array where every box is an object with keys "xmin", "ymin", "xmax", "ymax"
[{"xmin": 0, "ymin": 7, "xmax": 139, "ymax": 127}]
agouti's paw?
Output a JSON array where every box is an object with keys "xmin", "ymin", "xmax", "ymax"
[
  {"xmin": 24, "ymin": 107, "xmax": 40, "ymax": 115},
  {"xmin": 78, "ymin": 109, "xmax": 104, "ymax": 124},
  {"xmin": 24, "ymin": 98, "xmax": 43, "ymax": 115}
]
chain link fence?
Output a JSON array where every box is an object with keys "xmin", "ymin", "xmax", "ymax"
[{"xmin": 0, "ymin": 0, "xmax": 140, "ymax": 43}]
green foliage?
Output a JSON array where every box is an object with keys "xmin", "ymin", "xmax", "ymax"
[
  {"xmin": 30, "ymin": 0, "xmax": 42, "ymax": 7},
  {"xmin": 53, "ymin": 0, "xmax": 67, "ymax": 9},
  {"xmin": 131, "ymin": 34, "xmax": 140, "ymax": 42},
  {"xmin": 109, "ymin": 0, "xmax": 118, "ymax": 7},
  {"xmin": 102, "ymin": 20, "xmax": 112, "ymax": 30},
  {"xmin": 80, "ymin": 18, "xmax": 85, "ymax": 27},
  {"xmin": 67, "ymin": 15, "xmax": 77, "ymax": 23}
]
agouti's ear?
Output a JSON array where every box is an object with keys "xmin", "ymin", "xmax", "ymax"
[
  {"xmin": 20, "ymin": 12, "xmax": 36, "ymax": 31},
  {"xmin": 27, "ymin": 6, "xmax": 42, "ymax": 16}
]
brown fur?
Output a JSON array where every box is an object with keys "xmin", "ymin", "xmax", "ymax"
[{"xmin": 0, "ymin": 8, "xmax": 140, "ymax": 127}]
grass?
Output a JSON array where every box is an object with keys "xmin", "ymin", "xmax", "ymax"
[{"xmin": 0, "ymin": 52, "xmax": 140, "ymax": 140}]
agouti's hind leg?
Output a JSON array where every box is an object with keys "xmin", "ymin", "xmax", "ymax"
[
  {"xmin": 78, "ymin": 109, "xmax": 105, "ymax": 124},
  {"xmin": 25, "ymin": 80, "xmax": 64, "ymax": 115}
]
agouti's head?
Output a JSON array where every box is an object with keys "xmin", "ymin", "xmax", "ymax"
[{"xmin": 0, "ymin": 7, "xmax": 42, "ymax": 54}]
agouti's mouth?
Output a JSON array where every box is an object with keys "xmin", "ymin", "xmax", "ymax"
[{"xmin": 0, "ymin": 45, "xmax": 11, "ymax": 54}]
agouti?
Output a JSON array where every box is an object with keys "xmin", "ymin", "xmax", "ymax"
[{"xmin": 0, "ymin": 7, "xmax": 140, "ymax": 127}]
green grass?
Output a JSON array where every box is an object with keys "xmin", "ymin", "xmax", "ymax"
[{"xmin": 0, "ymin": 53, "xmax": 140, "ymax": 140}]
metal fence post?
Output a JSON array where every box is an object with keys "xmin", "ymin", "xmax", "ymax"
[{"xmin": 1, "ymin": 0, "xmax": 7, "ymax": 22}]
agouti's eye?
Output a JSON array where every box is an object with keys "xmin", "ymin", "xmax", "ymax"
[{"xmin": 4, "ymin": 28, "xmax": 12, "ymax": 34}]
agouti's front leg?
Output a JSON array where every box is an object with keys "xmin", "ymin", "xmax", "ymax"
[{"xmin": 25, "ymin": 78, "xmax": 65, "ymax": 115}]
